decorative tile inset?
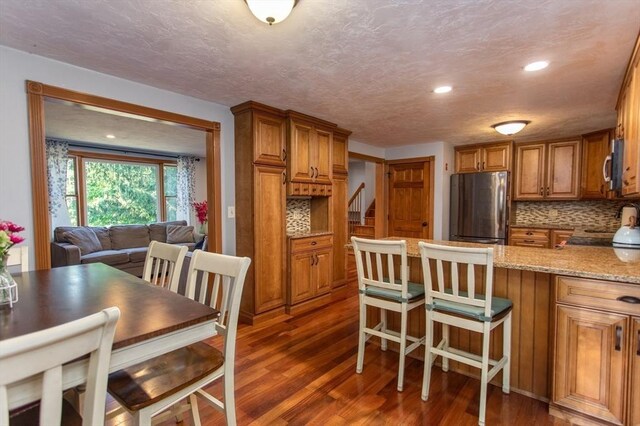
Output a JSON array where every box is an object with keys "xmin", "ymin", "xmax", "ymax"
[
  {"xmin": 513, "ymin": 200, "xmax": 629, "ymax": 230},
  {"xmin": 286, "ymin": 198, "xmax": 311, "ymax": 234}
]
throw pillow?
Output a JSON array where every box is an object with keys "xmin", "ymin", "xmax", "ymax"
[
  {"xmin": 166, "ymin": 225, "xmax": 195, "ymax": 244},
  {"xmin": 63, "ymin": 227, "xmax": 103, "ymax": 256}
]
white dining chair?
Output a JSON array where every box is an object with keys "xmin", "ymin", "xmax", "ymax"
[
  {"xmin": 6, "ymin": 246, "xmax": 28, "ymax": 272},
  {"xmin": 0, "ymin": 306, "xmax": 120, "ymax": 426},
  {"xmin": 351, "ymin": 237, "xmax": 425, "ymax": 392},
  {"xmin": 107, "ymin": 250, "xmax": 251, "ymax": 426},
  {"xmin": 142, "ymin": 241, "xmax": 188, "ymax": 292},
  {"xmin": 418, "ymin": 242, "xmax": 512, "ymax": 426}
]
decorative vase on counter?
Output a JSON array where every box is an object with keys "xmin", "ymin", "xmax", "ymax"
[{"xmin": 0, "ymin": 255, "xmax": 18, "ymax": 308}]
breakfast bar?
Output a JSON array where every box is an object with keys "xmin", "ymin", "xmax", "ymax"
[{"xmin": 353, "ymin": 238, "xmax": 640, "ymax": 425}]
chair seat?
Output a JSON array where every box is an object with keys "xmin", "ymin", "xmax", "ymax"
[
  {"xmin": 363, "ymin": 281, "xmax": 425, "ymax": 302},
  {"xmin": 108, "ymin": 342, "xmax": 224, "ymax": 412},
  {"xmin": 9, "ymin": 398, "xmax": 82, "ymax": 426},
  {"xmin": 427, "ymin": 291, "xmax": 512, "ymax": 322}
]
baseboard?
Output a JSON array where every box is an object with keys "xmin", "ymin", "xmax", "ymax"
[
  {"xmin": 548, "ymin": 403, "xmax": 616, "ymax": 426},
  {"xmin": 239, "ymin": 306, "xmax": 289, "ymax": 325},
  {"xmin": 286, "ymin": 293, "xmax": 333, "ymax": 316}
]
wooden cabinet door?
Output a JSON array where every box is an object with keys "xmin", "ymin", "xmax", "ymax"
[
  {"xmin": 581, "ymin": 131, "xmax": 611, "ymax": 199},
  {"xmin": 254, "ymin": 165, "xmax": 287, "ymax": 313},
  {"xmin": 313, "ymin": 247, "xmax": 333, "ymax": 295},
  {"xmin": 455, "ymin": 146, "xmax": 481, "ymax": 173},
  {"xmin": 288, "ymin": 120, "xmax": 314, "ymax": 183},
  {"xmin": 254, "ymin": 112, "xmax": 286, "ymax": 166},
  {"xmin": 550, "ymin": 229, "xmax": 573, "ymax": 248},
  {"xmin": 289, "ymin": 251, "xmax": 314, "ymax": 304},
  {"xmin": 553, "ymin": 305, "xmax": 627, "ymax": 424},
  {"xmin": 482, "ymin": 142, "xmax": 511, "ymax": 172},
  {"xmin": 547, "ymin": 140, "xmax": 581, "ymax": 199},
  {"xmin": 332, "ymin": 132, "xmax": 349, "ymax": 174},
  {"xmin": 314, "ymin": 128, "xmax": 332, "ymax": 184},
  {"xmin": 514, "ymin": 143, "xmax": 546, "ymax": 200},
  {"xmin": 330, "ymin": 174, "xmax": 348, "ymax": 288},
  {"xmin": 622, "ymin": 56, "xmax": 639, "ymax": 197},
  {"xmin": 629, "ymin": 317, "xmax": 640, "ymax": 425}
]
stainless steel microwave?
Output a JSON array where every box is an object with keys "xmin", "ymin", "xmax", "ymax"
[{"xmin": 604, "ymin": 138, "xmax": 624, "ymax": 192}]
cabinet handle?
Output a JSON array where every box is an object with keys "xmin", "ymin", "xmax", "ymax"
[
  {"xmin": 600, "ymin": 184, "xmax": 604, "ymax": 194},
  {"xmin": 283, "ymin": 172, "xmax": 287, "ymax": 185},
  {"xmin": 546, "ymin": 187, "xmax": 550, "ymax": 196},
  {"xmin": 310, "ymin": 256, "xmax": 315, "ymax": 266},
  {"xmin": 315, "ymin": 254, "xmax": 318, "ymax": 265},
  {"xmin": 526, "ymin": 231, "xmax": 533, "ymax": 236},
  {"xmin": 482, "ymin": 161, "xmax": 485, "ymax": 170},
  {"xmin": 524, "ymin": 240, "xmax": 536, "ymax": 243},
  {"xmin": 309, "ymin": 166, "xmax": 314, "ymax": 178},
  {"xmin": 476, "ymin": 162, "xmax": 480, "ymax": 170},
  {"xmin": 615, "ymin": 326, "xmax": 622, "ymax": 351},
  {"xmin": 616, "ymin": 295, "xmax": 640, "ymax": 304},
  {"xmin": 311, "ymin": 241, "xmax": 317, "ymax": 246},
  {"xmin": 282, "ymin": 149, "xmax": 287, "ymax": 161},
  {"xmin": 637, "ymin": 329, "xmax": 640, "ymax": 356},
  {"xmin": 539, "ymin": 187, "xmax": 544, "ymax": 196},
  {"xmin": 314, "ymin": 167, "xmax": 319, "ymax": 178}
]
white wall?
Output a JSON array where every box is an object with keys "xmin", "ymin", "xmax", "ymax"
[
  {"xmin": 385, "ymin": 141, "xmax": 455, "ymax": 240},
  {"xmin": 0, "ymin": 46, "xmax": 237, "ymax": 265},
  {"xmin": 349, "ymin": 139, "xmax": 385, "ymax": 159}
]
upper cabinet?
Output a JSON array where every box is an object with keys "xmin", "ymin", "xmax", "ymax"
[
  {"xmin": 617, "ymin": 33, "xmax": 640, "ymax": 197},
  {"xmin": 253, "ymin": 111, "xmax": 287, "ymax": 167},
  {"xmin": 580, "ymin": 129, "xmax": 613, "ymax": 199},
  {"xmin": 454, "ymin": 141, "xmax": 512, "ymax": 173},
  {"xmin": 513, "ymin": 139, "xmax": 581, "ymax": 200},
  {"xmin": 332, "ymin": 128, "xmax": 350, "ymax": 175}
]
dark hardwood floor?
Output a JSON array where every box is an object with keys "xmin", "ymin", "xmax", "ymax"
[{"xmin": 108, "ymin": 289, "xmax": 567, "ymax": 425}]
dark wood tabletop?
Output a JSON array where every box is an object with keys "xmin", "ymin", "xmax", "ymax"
[{"xmin": 0, "ymin": 263, "xmax": 219, "ymax": 349}]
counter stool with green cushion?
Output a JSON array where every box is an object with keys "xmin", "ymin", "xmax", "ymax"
[
  {"xmin": 351, "ymin": 237, "xmax": 426, "ymax": 392},
  {"xmin": 418, "ymin": 242, "xmax": 512, "ymax": 426}
]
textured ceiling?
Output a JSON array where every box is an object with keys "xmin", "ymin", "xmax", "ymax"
[
  {"xmin": 1, "ymin": 0, "xmax": 639, "ymax": 147},
  {"xmin": 44, "ymin": 101, "xmax": 207, "ymax": 157}
]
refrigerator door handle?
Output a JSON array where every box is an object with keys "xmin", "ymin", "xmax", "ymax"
[{"xmin": 603, "ymin": 154, "xmax": 612, "ymax": 183}]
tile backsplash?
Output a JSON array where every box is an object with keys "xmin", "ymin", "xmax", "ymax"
[
  {"xmin": 513, "ymin": 200, "xmax": 629, "ymax": 230},
  {"xmin": 286, "ymin": 198, "xmax": 311, "ymax": 234}
]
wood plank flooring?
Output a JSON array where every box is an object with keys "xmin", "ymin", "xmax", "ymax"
[{"xmin": 107, "ymin": 291, "xmax": 567, "ymax": 425}]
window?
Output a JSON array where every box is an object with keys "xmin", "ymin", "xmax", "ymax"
[{"xmin": 65, "ymin": 152, "xmax": 178, "ymax": 226}]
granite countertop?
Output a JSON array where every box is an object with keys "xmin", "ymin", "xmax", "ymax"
[
  {"xmin": 380, "ymin": 238, "xmax": 640, "ymax": 284},
  {"xmin": 287, "ymin": 231, "xmax": 333, "ymax": 239},
  {"xmin": 510, "ymin": 223, "xmax": 576, "ymax": 230}
]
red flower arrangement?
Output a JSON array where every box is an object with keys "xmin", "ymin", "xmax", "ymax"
[
  {"xmin": 193, "ymin": 200, "xmax": 208, "ymax": 225},
  {"xmin": 0, "ymin": 220, "xmax": 25, "ymax": 260}
]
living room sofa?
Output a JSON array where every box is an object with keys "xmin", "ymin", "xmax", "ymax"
[{"xmin": 51, "ymin": 220, "xmax": 203, "ymax": 277}]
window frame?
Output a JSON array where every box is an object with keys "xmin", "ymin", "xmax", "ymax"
[{"xmin": 67, "ymin": 150, "xmax": 177, "ymax": 226}]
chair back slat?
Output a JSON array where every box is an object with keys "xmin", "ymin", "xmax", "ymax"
[
  {"xmin": 351, "ymin": 237, "xmax": 409, "ymax": 299},
  {"xmin": 143, "ymin": 241, "xmax": 188, "ymax": 292},
  {"xmin": 419, "ymin": 242, "xmax": 494, "ymax": 319},
  {"xmin": 0, "ymin": 307, "xmax": 120, "ymax": 426}
]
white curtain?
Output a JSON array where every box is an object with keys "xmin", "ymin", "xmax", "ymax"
[
  {"xmin": 45, "ymin": 139, "xmax": 71, "ymax": 230},
  {"xmin": 176, "ymin": 156, "xmax": 197, "ymax": 223}
]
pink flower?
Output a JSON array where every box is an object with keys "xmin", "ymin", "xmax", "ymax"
[
  {"xmin": 0, "ymin": 222, "xmax": 7, "ymax": 231},
  {"xmin": 8, "ymin": 223, "xmax": 24, "ymax": 233},
  {"xmin": 9, "ymin": 234, "xmax": 24, "ymax": 245}
]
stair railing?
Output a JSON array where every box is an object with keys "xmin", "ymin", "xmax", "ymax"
[{"xmin": 348, "ymin": 182, "xmax": 365, "ymax": 237}]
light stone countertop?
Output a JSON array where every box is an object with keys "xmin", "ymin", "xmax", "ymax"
[
  {"xmin": 287, "ymin": 231, "xmax": 333, "ymax": 239},
  {"xmin": 380, "ymin": 238, "xmax": 640, "ymax": 284}
]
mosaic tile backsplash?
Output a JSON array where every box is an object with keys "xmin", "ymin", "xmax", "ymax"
[
  {"xmin": 513, "ymin": 200, "xmax": 630, "ymax": 230},
  {"xmin": 286, "ymin": 198, "xmax": 311, "ymax": 234}
]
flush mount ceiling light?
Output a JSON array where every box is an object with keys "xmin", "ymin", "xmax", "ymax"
[
  {"xmin": 106, "ymin": 134, "xmax": 116, "ymax": 139},
  {"xmin": 491, "ymin": 120, "xmax": 531, "ymax": 135},
  {"xmin": 433, "ymin": 86, "xmax": 452, "ymax": 94},
  {"xmin": 524, "ymin": 60, "xmax": 549, "ymax": 72},
  {"xmin": 245, "ymin": 0, "xmax": 298, "ymax": 25}
]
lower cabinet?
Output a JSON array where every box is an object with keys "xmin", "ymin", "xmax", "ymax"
[
  {"xmin": 552, "ymin": 276, "xmax": 640, "ymax": 425},
  {"xmin": 288, "ymin": 235, "xmax": 333, "ymax": 309}
]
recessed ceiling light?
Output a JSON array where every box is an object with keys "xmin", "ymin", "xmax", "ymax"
[
  {"xmin": 524, "ymin": 61, "xmax": 549, "ymax": 72},
  {"xmin": 434, "ymin": 86, "xmax": 452, "ymax": 94},
  {"xmin": 106, "ymin": 134, "xmax": 116, "ymax": 139}
]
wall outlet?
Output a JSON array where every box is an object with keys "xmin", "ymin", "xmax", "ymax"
[
  {"xmin": 227, "ymin": 206, "xmax": 235, "ymax": 218},
  {"xmin": 549, "ymin": 209, "xmax": 558, "ymax": 218},
  {"xmin": 293, "ymin": 211, "xmax": 302, "ymax": 220}
]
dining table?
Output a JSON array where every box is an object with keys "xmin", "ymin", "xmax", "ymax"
[{"xmin": 0, "ymin": 262, "xmax": 219, "ymax": 410}]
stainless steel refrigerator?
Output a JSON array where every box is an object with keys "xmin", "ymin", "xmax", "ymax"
[{"xmin": 450, "ymin": 171, "xmax": 509, "ymax": 245}]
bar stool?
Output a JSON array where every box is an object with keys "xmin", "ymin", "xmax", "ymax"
[{"xmin": 418, "ymin": 242, "xmax": 512, "ymax": 426}]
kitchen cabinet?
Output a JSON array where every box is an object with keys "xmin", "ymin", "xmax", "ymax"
[
  {"xmin": 332, "ymin": 127, "xmax": 349, "ymax": 175},
  {"xmin": 617, "ymin": 34, "xmax": 640, "ymax": 197},
  {"xmin": 513, "ymin": 139, "xmax": 581, "ymax": 200},
  {"xmin": 454, "ymin": 141, "xmax": 512, "ymax": 173},
  {"xmin": 288, "ymin": 235, "xmax": 333, "ymax": 306},
  {"xmin": 330, "ymin": 156, "xmax": 349, "ymax": 289},
  {"xmin": 550, "ymin": 229, "xmax": 573, "ymax": 247},
  {"xmin": 509, "ymin": 227, "xmax": 573, "ymax": 248},
  {"xmin": 552, "ymin": 276, "xmax": 640, "ymax": 425},
  {"xmin": 580, "ymin": 129, "xmax": 613, "ymax": 199},
  {"xmin": 629, "ymin": 317, "xmax": 640, "ymax": 425},
  {"xmin": 253, "ymin": 110, "xmax": 287, "ymax": 167}
]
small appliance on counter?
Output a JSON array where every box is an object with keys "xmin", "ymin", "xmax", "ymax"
[{"xmin": 612, "ymin": 203, "xmax": 640, "ymax": 249}]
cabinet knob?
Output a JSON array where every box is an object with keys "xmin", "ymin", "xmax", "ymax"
[
  {"xmin": 615, "ymin": 326, "xmax": 623, "ymax": 351},
  {"xmin": 539, "ymin": 187, "xmax": 544, "ymax": 196},
  {"xmin": 546, "ymin": 187, "xmax": 550, "ymax": 196},
  {"xmin": 311, "ymin": 241, "xmax": 317, "ymax": 245}
]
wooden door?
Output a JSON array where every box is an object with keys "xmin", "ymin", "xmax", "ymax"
[
  {"xmin": 581, "ymin": 131, "xmax": 611, "ymax": 199},
  {"xmin": 288, "ymin": 120, "xmax": 314, "ymax": 183},
  {"xmin": 629, "ymin": 317, "xmax": 640, "ymax": 425},
  {"xmin": 254, "ymin": 165, "xmax": 287, "ymax": 313},
  {"xmin": 289, "ymin": 251, "xmax": 314, "ymax": 304},
  {"xmin": 455, "ymin": 146, "xmax": 481, "ymax": 173},
  {"xmin": 482, "ymin": 142, "xmax": 511, "ymax": 172},
  {"xmin": 330, "ymin": 174, "xmax": 348, "ymax": 288},
  {"xmin": 553, "ymin": 305, "xmax": 627, "ymax": 424},
  {"xmin": 313, "ymin": 247, "xmax": 333, "ymax": 295},
  {"xmin": 314, "ymin": 128, "xmax": 332, "ymax": 184},
  {"xmin": 388, "ymin": 161, "xmax": 432, "ymax": 238},
  {"xmin": 547, "ymin": 140, "xmax": 581, "ymax": 199},
  {"xmin": 253, "ymin": 112, "xmax": 286, "ymax": 166},
  {"xmin": 332, "ymin": 131, "xmax": 349, "ymax": 174},
  {"xmin": 514, "ymin": 143, "xmax": 546, "ymax": 200}
]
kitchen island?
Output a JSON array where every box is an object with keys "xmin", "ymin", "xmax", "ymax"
[{"xmin": 354, "ymin": 238, "xmax": 640, "ymax": 425}]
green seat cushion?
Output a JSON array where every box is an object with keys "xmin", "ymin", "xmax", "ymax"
[
  {"xmin": 363, "ymin": 280, "xmax": 425, "ymax": 302},
  {"xmin": 427, "ymin": 290, "xmax": 512, "ymax": 322}
]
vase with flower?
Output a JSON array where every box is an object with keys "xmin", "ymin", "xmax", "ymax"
[
  {"xmin": 0, "ymin": 220, "xmax": 25, "ymax": 308},
  {"xmin": 193, "ymin": 200, "xmax": 208, "ymax": 235}
]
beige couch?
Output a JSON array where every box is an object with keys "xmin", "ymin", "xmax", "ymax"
[{"xmin": 51, "ymin": 220, "xmax": 202, "ymax": 277}]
